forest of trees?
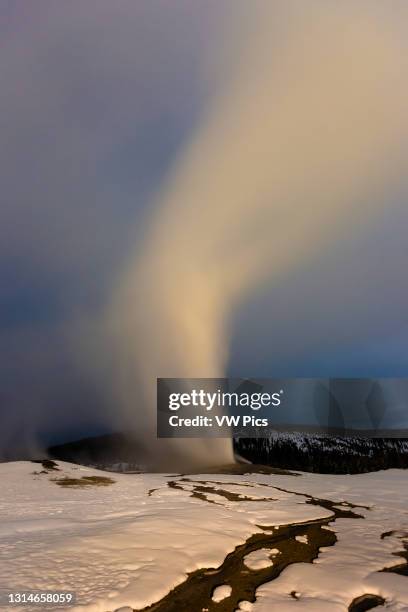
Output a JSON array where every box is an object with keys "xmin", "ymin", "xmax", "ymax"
[{"xmin": 235, "ymin": 434, "xmax": 408, "ymax": 474}]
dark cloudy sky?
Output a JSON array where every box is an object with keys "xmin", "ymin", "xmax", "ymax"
[{"xmin": 1, "ymin": 1, "xmax": 408, "ymax": 455}]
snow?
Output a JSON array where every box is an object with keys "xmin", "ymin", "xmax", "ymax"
[
  {"xmin": 0, "ymin": 461, "xmax": 407, "ymax": 611},
  {"xmin": 244, "ymin": 548, "xmax": 279, "ymax": 570},
  {"xmin": 295, "ymin": 535, "xmax": 308, "ymax": 544},
  {"xmin": 212, "ymin": 584, "xmax": 232, "ymax": 602},
  {"xmin": 236, "ymin": 602, "xmax": 254, "ymax": 611}
]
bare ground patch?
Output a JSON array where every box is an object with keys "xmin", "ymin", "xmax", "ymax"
[
  {"xmin": 52, "ymin": 475, "xmax": 115, "ymax": 488},
  {"xmin": 348, "ymin": 594, "xmax": 385, "ymax": 611}
]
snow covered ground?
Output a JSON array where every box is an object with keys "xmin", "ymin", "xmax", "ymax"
[{"xmin": 0, "ymin": 461, "xmax": 407, "ymax": 611}]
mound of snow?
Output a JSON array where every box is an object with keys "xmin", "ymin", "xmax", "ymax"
[{"xmin": 212, "ymin": 584, "xmax": 232, "ymax": 602}]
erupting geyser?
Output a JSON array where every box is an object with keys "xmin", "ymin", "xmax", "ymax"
[{"xmin": 111, "ymin": 1, "xmax": 408, "ymax": 469}]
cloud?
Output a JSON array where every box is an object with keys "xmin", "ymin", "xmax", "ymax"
[{"xmin": 0, "ymin": 1, "xmax": 221, "ymax": 457}]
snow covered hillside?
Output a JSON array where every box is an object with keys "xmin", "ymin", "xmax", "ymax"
[
  {"xmin": 0, "ymin": 461, "xmax": 407, "ymax": 611},
  {"xmin": 235, "ymin": 434, "xmax": 408, "ymax": 474}
]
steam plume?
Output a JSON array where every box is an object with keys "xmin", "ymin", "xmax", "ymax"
[{"xmin": 111, "ymin": 1, "xmax": 408, "ymax": 469}]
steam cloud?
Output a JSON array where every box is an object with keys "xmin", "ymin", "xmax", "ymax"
[{"xmin": 111, "ymin": 1, "xmax": 408, "ymax": 469}]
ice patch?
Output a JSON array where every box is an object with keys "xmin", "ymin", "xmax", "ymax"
[
  {"xmin": 212, "ymin": 584, "xmax": 232, "ymax": 602},
  {"xmin": 236, "ymin": 600, "xmax": 254, "ymax": 611},
  {"xmin": 244, "ymin": 548, "xmax": 279, "ymax": 570},
  {"xmin": 295, "ymin": 535, "xmax": 308, "ymax": 544}
]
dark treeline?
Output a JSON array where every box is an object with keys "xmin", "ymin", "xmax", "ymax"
[{"xmin": 235, "ymin": 434, "xmax": 408, "ymax": 474}]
